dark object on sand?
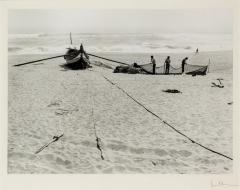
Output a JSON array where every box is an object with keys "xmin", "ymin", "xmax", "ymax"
[
  {"xmin": 114, "ymin": 65, "xmax": 140, "ymax": 74},
  {"xmin": 211, "ymin": 78, "xmax": 224, "ymax": 88},
  {"xmin": 211, "ymin": 83, "xmax": 224, "ymax": 88},
  {"xmin": 63, "ymin": 44, "xmax": 91, "ymax": 70},
  {"xmin": 162, "ymin": 89, "xmax": 182, "ymax": 93},
  {"xmin": 152, "ymin": 161, "xmax": 157, "ymax": 166},
  {"xmin": 228, "ymin": 102, "xmax": 233, "ymax": 105},
  {"xmin": 35, "ymin": 134, "xmax": 64, "ymax": 154}
]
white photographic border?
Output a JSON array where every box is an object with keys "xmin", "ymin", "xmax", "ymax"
[{"xmin": 0, "ymin": 0, "xmax": 239, "ymax": 189}]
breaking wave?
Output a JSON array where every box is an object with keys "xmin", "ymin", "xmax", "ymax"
[
  {"xmin": 8, "ymin": 33, "xmax": 232, "ymax": 55},
  {"xmin": 8, "ymin": 33, "xmax": 48, "ymax": 39},
  {"xmin": 8, "ymin": 47, "xmax": 23, "ymax": 53},
  {"xmin": 8, "ymin": 45, "xmax": 194, "ymax": 55},
  {"xmin": 165, "ymin": 45, "xmax": 192, "ymax": 50}
]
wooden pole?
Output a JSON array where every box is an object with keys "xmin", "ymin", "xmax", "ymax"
[
  {"xmin": 88, "ymin": 53, "xmax": 129, "ymax": 65},
  {"xmin": 13, "ymin": 55, "xmax": 65, "ymax": 67},
  {"xmin": 208, "ymin": 58, "xmax": 211, "ymax": 73},
  {"xmin": 80, "ymin": 44, "xmax": 83, "ymax": 58},
  {"xmin": 35, "ymin": 134, "xmax": 64, "ymax": 154}
]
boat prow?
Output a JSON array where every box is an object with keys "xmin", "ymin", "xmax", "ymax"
[{"xmin": 63, "ymin": 45, "xmax": 90, "ymax": 70}]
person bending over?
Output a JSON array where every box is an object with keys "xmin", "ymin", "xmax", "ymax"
[{"xmin": 181, "ymin": 57, "xmax": 188, "ymax": 74}]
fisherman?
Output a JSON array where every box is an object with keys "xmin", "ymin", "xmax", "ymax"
[
  {"xmin": 164, "ymin": 56, "xmax": 171, "ymax": 74},
  {"xmin": 196, "ymin": 48, "xmax": 199, "ymax": 54},
  {"xmin": 79, "ymin": 44, "xmax": 90, "ymax": 69},
  {"xmin": 181, "ymin": 57, "xmax": 188, "ymax": 73},
  {"xmin": 151, "ymin": 55, "xmax": 156, "ymax": 74}
]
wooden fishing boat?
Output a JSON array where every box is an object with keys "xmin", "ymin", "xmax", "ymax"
[
  {"xmin": 63, "ymin": 45, "xmax": 90, "ymax": 70},
  {"xmin": 62, "ymin": 32, "xmax": 90, "ymax": 69}
]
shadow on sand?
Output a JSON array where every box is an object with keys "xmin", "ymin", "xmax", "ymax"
[{"xmin": 59, "ymin": 63, "xmax": 92, "ymax": 71}]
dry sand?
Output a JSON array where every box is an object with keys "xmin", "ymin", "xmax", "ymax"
[{"xmin": 8, "ymin": 51, "xmax": 232, "ymax": 173}]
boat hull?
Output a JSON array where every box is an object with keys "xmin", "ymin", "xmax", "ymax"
[{"xmin": 64, "ymin": 48, "xmax": 90, "ymax": 70}]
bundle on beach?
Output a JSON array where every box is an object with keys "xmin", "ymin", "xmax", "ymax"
[
  {"xmin": 113, "ymin": 65, "xmax": 141, "ymax": 74},
  {"xmin": 162, "ymin": 89, "xmax": 182, "ymax": 93}
]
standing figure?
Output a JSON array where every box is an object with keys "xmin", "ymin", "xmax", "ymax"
[
  {"xmin": 181, "ymin": 57, "xmax": 188, "ymax": 74},
  {"xmin": 196, "ymin": 48, "xmax": 199, "ymax": 54},
  {"xmin": 151, "ymin": 55, "xmax": 156, "ymax": 74},
  {"xmin": 164, "ymin": 56, "xmax": 171, "ymax": 74}
]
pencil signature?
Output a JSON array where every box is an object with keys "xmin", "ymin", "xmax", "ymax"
[{"xmin": 211, "ymin": 180, "xmax": 240, "ymax": 188}]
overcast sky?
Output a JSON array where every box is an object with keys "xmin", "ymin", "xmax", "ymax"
[{"xmin": 8, "ymin": 9, "xmax": 232, "ymax": 34}]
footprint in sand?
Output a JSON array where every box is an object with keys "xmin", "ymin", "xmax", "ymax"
[
  {"xmin": 154, "ymin": 149, "xmax": 168, "ymax": 157},
  {"xmin": 55, "ymin": 156, "xmax": 72, "ymax": 166},
  {"xmin": 129, "ymin": 147, "xmax": 150, "ymax": 154},
  {"xmin": 177, "ymin": 150, "xmax": 192, "ymax": 157},
  {"xmin": 107, "ymin": 143, "xmax": 128, "ymax": 152},
  {"xmin": 55, "ymin": 108, "xmax": 79, "ymax": 116},
  {"xmin": 47, "ymin": 100, "xmax": 62, "ymax": 107},
  {"xmin": 81, "ymin": 140, "xmax": 97, "ymax": 148}
]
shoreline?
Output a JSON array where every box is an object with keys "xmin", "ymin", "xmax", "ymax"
[{"xmin": 8, "ymin": 49, "xmax": 233, "ymax": 56}]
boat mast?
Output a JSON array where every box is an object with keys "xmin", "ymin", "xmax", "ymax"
[{"xmin": 70, "ymin": 32, "xmax": 73, "ymax": 45}]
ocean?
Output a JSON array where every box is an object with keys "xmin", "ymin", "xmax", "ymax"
[{"xmin": 8, "ymin": 33, "xmax": 232, "ymax": 55}]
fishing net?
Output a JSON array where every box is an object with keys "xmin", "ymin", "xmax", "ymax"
[
  {"xmin": 184, "ymin": 64, "xmax": 208, "ymax": 75},
  {"xmin": 138, "ymin": 63, "xmax": 207, "ymax": 75}
]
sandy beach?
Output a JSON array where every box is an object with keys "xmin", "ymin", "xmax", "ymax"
[{"xmin": 8, "ymin": 51, "xmax": 232, "ymax": 173}]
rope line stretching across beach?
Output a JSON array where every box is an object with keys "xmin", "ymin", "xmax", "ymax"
[
  {"xmin": 88, "ymin": 75, "xmax": 105, "ymax": 160},
  {"xmin": 88, "ymin": 53, "xmax": 129, "ymax": 66},
  {"xmin": 91, "ymin": 106, "xmax": 105, "ymax": 160},
  {"xmin": 101, "ymin": 74, "xmax": 233, "ymax": 161}
]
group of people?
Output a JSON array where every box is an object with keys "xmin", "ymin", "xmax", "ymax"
[
  {"xmin": 150, "ymin": 55, "xmax": 189, "ymax": 75},
  {"xmin": 150, "ymin": 48, "xmax": 199, "ymax": 74}
]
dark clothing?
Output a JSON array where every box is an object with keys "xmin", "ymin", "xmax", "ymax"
[
  {"xmin": 182, "ymin": 59, "xmax": 187, "ymax": 73},
  {"xmin": 153, "ymin": 63, "xmax": 156, "ymax": 74},
  {"xmin": 151, "ymin": 58, "xmax": 156, "ymax": 74},
  {"xmin": 165, "ymin": 63, "xmax": 170, "ymax": 74},
  {"xmin": 165, "ymin": 58, "xmax": 170, "ymax": 74}
]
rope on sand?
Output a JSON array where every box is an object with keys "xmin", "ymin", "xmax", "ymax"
[
  {"xmin": 35, "ymin": 134, "xmax": 64, "ymax": 154},
  {"xmin": 89, "ymin": 76, "xmax": 105, "ymax": 160},
  {"xmin": 91, "ymin": 107, "xmax": 105, "ymax": 160},
  {"xmin": 101, "ymin": 75, "xmax": 233, "ymax": 161}
]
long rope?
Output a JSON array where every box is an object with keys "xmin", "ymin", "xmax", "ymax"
[
  {"xmin": 101, "ymin": 75, "xmax": 233, "ymax": 161},
  {"xmin": 88, "ymin": 53, "xmax": 129, "ymax": 66},
  {"xmin": 89, "ymin": 75, "xmax": 105, "ymax": 160},
  {"xmin": 13, "ymin": 55, "xmax": 65, "ymax": 67},
  {"xmin": 13, "ymin": 51, "xmax": 81, "ymax": 67},
  {"xmin": 91, "ymin": 106, "xmax": 104, "ymax": 160}
]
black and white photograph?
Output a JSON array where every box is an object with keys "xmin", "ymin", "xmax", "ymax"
[{"xmin": 7, "ymin": 8, "xmax": 234, "ymax": 174}]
